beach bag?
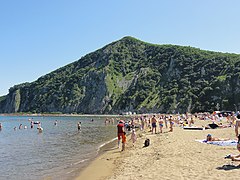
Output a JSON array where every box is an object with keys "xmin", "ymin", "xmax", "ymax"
[{"xmin": 144, "ymin": 138, "xmax": 150, "ymax": 147}]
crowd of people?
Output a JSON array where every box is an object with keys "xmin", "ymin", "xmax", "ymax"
[{"xmin": 115, "ymin": 111, "xmax": 240, "ymax": 165}]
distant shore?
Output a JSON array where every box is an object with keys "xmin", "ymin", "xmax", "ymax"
[{"xmin": 0, "ymin": 113, "xmax": 124, "ymax": 117}]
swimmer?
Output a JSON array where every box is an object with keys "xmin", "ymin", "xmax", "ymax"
[
  {"xmin": 38, "ymin": 127, "xmax": 43, "ymax": 133},
  {"xmin": 0, "ymin": 123, "xmax": 2, "ymax": 130}
]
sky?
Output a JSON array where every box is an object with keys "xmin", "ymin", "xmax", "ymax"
[{"xmin": 0, "ymin": 0, "xmax": 240, "ymax": 96}]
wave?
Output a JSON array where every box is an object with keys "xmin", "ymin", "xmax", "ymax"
[
  {"xmin": 73, "ymin": 158, "xmax": 90, "ymax": 166},
  {"xmin": 97, "ymin": 137, "xmax": 118, "ymax": 154}
]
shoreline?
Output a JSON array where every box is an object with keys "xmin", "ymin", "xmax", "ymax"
[
  {"xmin": 74, "ymin": 119, "xmax": 240, "ymax": 180},
  {"xmin": 74, "ymin": 134, "xmax": 123, "ymax": 180},
  {"xmin": 70, "ymin": 137, "xmax": 119, "ymax": 180},
  {"xmin": 0, "ymin": 113, "xmax": 124, "ymax": 117}
]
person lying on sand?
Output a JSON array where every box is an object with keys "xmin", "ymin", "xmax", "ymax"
[
  {"xmin": 206, "ymin": 134, "xmax": 230, "ymax": 141},
  {"xmin": 207, "ymin": 122, "xmax": 230, "ymax": 129}
]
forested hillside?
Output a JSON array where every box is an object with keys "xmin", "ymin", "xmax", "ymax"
[{"xmin": 1, "ymin": 36, "xmax": 240, "ymax": 114}]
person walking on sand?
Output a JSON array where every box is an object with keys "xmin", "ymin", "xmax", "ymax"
[
  {"xmin": 117, "ymin": 120, "xmax": 125, "ymax": 148},
  {"xmin": 164, "ymin": 115, "xmax": 168, "ymax": 128},
  {"xmin": 122, "ymin": 132, "xmax": 127, "ymax": 151},
  {"xmin": 140, "ymin": 116, "xmax": 145, "ymax": 130},
  {"xmin": 130, "ymin": 129, "xmax": 137, "ymax": 146},
  {"xmin": 235, "ymin": 114, "xmax": 240, "ymax": 138},
  {"xmin": 151, "ymin": 115, "xmax": 157, "ymax": 134},
  {"xmin": 169, "ymin": 115, "xmax": 174, "ymax": 132}
]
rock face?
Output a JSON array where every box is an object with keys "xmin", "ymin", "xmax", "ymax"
[{"xmin": 1, "ymin": 36, "xmax": 240, "ymax": 114}]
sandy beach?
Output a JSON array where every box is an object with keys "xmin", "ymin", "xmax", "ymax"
[{"xmin": 75, "ymin": 118, "xmax": 240, "ymax": 180}]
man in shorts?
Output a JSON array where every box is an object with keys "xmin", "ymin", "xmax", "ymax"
[{"xmin": 151, "ymin": 115, "xmax": 157, "ymax": 134}]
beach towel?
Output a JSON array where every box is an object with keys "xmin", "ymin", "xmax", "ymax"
[
  {"xmin": 196, "ymin": 139, "xmax": 237, "ymax": 146},
  {"xmin": 183, "ymin": 126, "xmax": 205, "ymax": 130}
]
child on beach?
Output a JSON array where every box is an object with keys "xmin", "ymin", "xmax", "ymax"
[
  {"xmin": 122, "ymin": 132, "xmax": 127, "ymax": 151},
  {"xmin": 159, "ymin": 118, "xmax": 164, "ymax": 133},
  {"xmin": 130, "ymin": 129, "xmax": 137, "ymax": 146}
]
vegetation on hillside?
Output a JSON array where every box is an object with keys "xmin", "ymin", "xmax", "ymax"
[{"xmin": 1, "ymin": 36, "xmax": 240, "ymax": 114}]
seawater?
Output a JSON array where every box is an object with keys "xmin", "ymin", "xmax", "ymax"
[{"xmin": 0, "ymin": 115, "xmax": 118, "ymax": 180}]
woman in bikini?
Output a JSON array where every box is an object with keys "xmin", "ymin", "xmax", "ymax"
[
  {"xmin": 159, "ymin": 117, "xmax": 164, "ymax": 133},
  {"xmin": 206, "ymin": 134, "xmax": 229, "ymax": 141}
]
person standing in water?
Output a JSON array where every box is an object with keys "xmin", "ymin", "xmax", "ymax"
[
  {"xmin": 38, "ymin": 127, "xmax": 43, "ymax": 133},
  {"xmin": 30, "ymin": 121, "xmax": 34, "ymax": 129},
  {"xmin": 37, "ymin": 122, "xmax": 43, "ymax": 133},
  {"xmin": 77, "ymin": 122, "xmax": 81, "ymax": 131}
]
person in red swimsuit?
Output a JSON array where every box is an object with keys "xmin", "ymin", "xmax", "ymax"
[{"xmin": 117, "ymin": 120, "xmax": 125, "ymax": 148}]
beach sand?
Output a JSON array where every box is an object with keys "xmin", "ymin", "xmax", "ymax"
[{"xmin": 75, "ymin": 118, "xmax": 240, "ymax": 180}]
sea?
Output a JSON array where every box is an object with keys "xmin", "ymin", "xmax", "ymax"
[{"xmin": 0, "ymin": 115, "xmax": 119, "ymax": 180}]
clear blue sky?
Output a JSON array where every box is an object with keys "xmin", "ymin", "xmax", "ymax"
[{"xmin": 1, "ymin": 0, "xmax": 240, "ymax": 96}]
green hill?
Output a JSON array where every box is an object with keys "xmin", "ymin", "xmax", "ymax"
[{"xmin": 1, "ymin": 36, "xmax": 240, "ymax": 114}]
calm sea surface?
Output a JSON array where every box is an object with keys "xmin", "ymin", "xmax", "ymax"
[{"xmin": 0, "ymin": 115, "xmax": 118, "ymax": 180}]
